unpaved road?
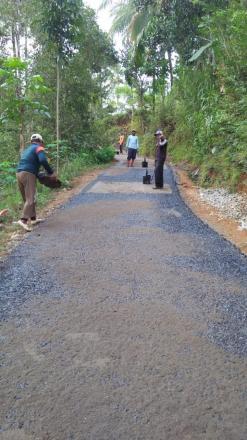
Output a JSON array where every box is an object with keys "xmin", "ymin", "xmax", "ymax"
[{"xmin": 0, "ymin": 157, "xmax": 247, "ymax": 440}]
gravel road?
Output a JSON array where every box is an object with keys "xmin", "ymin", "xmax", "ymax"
[{"xmin": 0, "ymin": 156, "xmax": 247, "ymax": 440}]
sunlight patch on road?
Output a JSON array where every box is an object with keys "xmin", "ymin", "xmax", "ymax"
[
  {"xmin": 88, "ymin": 181, "xmax": 172, "ymax": 194},
  {"xmin": 0, "ymin": 431, "xmax": 35, "ymax": 440}
]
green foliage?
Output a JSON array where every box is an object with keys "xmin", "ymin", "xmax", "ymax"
[
  {"xmin": 140, "ymin": 132, "xmax": 155, "ymax": 157},
  {"xmin": 157, "ymin": 3, "xmax": 247, "ymax": 189},
  {"xmin": 0, "ymin": 130, "xmax": 18, "ymax": 160},
  {"xmin": 92, "ymin": 111, "xmax": 130, "ymax": 149},
  {"xmin": 0, "ymin": 57, "xmax": 50, "ymax": 127},
  {"xmin": 45, "ymin": 140, "xmax": 70, "ymax": 162},
  {"xmin": 1, "ymin": 0, "xmax": 246, "ymax": 195},
  {"xmin": 0, "ymin": 0, "xmax": 117, "ymax": 166},
  {"xmin": 0, "ymin": 161, "xmax": 16, "ymax": 188},
  {"xmin": 41, "ymin": 0, "xmax": 82, "ymax": 58},
  {"xmin": 189, "ymin": 42, "xmax": 213, "ymax": 62},
  {"xmin": 93, "ymin": 146, "xmax": 115, "ymax": 163}
]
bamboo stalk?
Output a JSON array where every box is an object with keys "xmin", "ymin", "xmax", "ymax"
[{"xmin": 56, "ymin": 55, "xmax": 60, "ymax": 174}]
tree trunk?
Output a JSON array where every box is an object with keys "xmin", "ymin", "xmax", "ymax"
[
  {"xmin": 15, "ymin": 0, "xmax": 21, "ymax": 58},
  {"xmin": 56, "ymin": 55, "xmax": 60, "ymax": 173},
  {"xmin": 24, "ymin": 27, "xmax": 28, "ymax": 60},
  {"xmin": 152, "ymin": 74, "xmax": 156, "ymax": 112},
  {"xmin": 16, "ymin": 23, "xmax": 21, "ymax": 58},
  {"xmin": 167, "ymin": 49, "xmax": 174, "ymax": 88},
  {"xmin": 131, "ymin": 86, "xmax": 135, "ymax": 125},
  {"xmin": 19, "ymin": 131, "xmax": 25, "ymax": 152},
  {"xmin": 24, "ymin": 26, "xmax": 28, "ymax": 86},
  {"xmin": 11, "ymin": 25, "xmax": 17, "ymax": 57},
  {"xmin": 140, "ymin": 88, "xmax": 145, "ymax": 133},
  {"xmin": 19, "ymin": 104, "xmax": 25, "ymax": 152}
]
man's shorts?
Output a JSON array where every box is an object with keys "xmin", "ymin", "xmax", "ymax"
[{"xmin": 127, "ymin": 148, "xmax": 137, "ymax": 160}]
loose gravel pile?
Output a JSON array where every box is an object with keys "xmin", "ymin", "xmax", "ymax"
[{"xmin": 199, "ymin": 188, "xmax": 247, "ymax": 228}]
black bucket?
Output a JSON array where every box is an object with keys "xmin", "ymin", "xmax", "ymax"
[
  {"xmin": 142, "ymin": 158, "xmax": 148, "ymax": 168},
  {"xmin": 143, "ymin": 169, "xmax": 151, "ymax": 184}
]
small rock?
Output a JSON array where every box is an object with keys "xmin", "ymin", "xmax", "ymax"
[
  {"xmin": 10, "ymin": 233, "xmax": 20, "ymax": 240},
  {"xmin": 238, "ymin": 219, "xmax": 247, "ymax": 231}
]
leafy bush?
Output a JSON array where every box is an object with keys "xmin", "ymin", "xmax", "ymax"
[
  {"xmin": 93, "ymin": 146, "xmax": 115, "ymax": 163},
  {"xmin": 45, "ymin": 140, "xmax": 70, "ymax": 162},
  {"xmin": 140, "ymin": 133, "xmax": 155, "ymax": 157},
  {"xmin": 0, "ymin": 161, "xmax": 16, "ymax": 188}
]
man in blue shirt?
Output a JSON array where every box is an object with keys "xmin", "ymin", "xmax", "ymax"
[
  {"xmin": 16, "ymin": 133, "xmax": 55, "ymax": 231},
  {"xmin": 126, "ymin": 129, "xmax": 139, "ymax": 167}
]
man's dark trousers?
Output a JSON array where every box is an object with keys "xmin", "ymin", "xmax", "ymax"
[{"xmin": 154, "ymin": 159, "xmax": 165, "ymax": 188}]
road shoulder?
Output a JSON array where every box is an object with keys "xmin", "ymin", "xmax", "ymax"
[{"xmin": 174, "ymin": 166, "xmax": 247, "ymax": 256}]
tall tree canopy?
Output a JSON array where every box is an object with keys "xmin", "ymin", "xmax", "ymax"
[{"xmin": 0, "ymin": 0, "xmax": 117, "ymax": 163}]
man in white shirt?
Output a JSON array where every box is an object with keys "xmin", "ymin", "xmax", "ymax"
[{"xmin": 126, "ymin": 129, "xmax": 139, "ymax": 167}]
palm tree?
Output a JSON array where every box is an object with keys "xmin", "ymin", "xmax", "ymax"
[
  {"xmin": 99, "ymin": 0, "xmax": 135, "ymax": 37},
  {"xmin": 100, "ymin": 0, "xmax": 174, "ymax": 85},
  {"xmin": 99, "ymin": 0, "xmax": 155, "ymax": 43}
]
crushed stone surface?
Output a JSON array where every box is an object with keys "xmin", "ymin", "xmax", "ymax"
[
  {"xmin": 199, "ymin": 188, "xmax": 247, "ymax": 225},
  {"xmin": 0, "ymin": 156, "xmax": 247, "ymax": 440}
]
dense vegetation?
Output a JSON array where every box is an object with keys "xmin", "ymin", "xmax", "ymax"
[
  {"xmin": 1, "ymin": 0, "xmax": 247, "ymax": 232},
  {"xmin": 0, "ymin": 0, "xmax": 118, "ymax": 225},
  {"xmin": 106, "ymin": 0, "xmax": 247, "ymax": 189}
]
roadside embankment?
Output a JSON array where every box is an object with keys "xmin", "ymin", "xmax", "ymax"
[{"xmin": 174, "ymin": 166, "xmax": 247, "ymax": 256}]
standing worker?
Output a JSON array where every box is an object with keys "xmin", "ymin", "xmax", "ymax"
[
  {"xmin": 15, "ymin": 133, "xmax": 56, "ymax": 232},
  {"xmin": 126, "ymin": 129, "xmax": 139, "ymax": 167},
  {"xmin": 153, "ymin": 130, "xmax": 168, "ymax": 189},
  {"xmin": 118, "ymin": 133, "xmax": 125, "ymax": 154}
]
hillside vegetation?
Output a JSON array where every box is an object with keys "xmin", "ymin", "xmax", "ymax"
[{"xmin": 106, "ymin": 0, "xmax": 247, "ymax": 190}]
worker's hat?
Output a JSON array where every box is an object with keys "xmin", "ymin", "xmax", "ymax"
[
  {"xmin": 31, "ymin": 133, "xmax": 43, "ymax": 142},
  {"xmin": 154, "ymin": 130, "xmax": 163, "ymax": 136}
]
